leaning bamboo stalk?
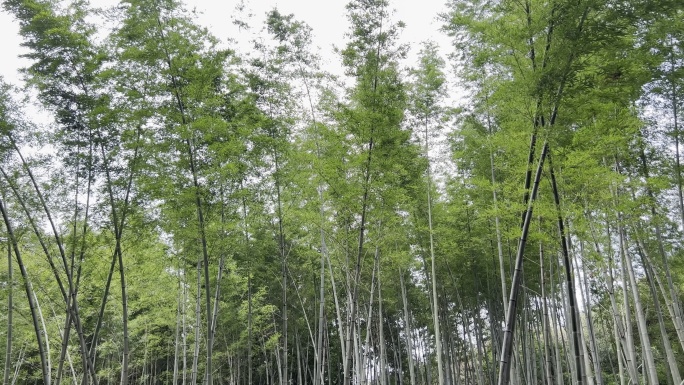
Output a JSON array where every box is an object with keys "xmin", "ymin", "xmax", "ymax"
[
  {"xmin": 636, "ymin": 239, "xmax": 682, "ymax": 385},
  {"xmin": 497, "ymin": 141, "xmax": 549, "ymax": 385},
  {"xmin": 4, "ymin": 237, "xmax": 13, "ymax": 385},
  {"xmin": 617, "ymin": 220, "xmax": 658, "ymax": 385},
  {"xmin": 549, "ymin": 156, "xmax": 584, "ymax": 385},
  {"xmin": 0, "ymin": 198, "xmax": 50, "ymax": 385}
]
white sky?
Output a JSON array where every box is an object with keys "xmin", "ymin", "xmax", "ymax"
[{"xmin": 0, "ymin": 0, "xmax": 453, "ymax": 85}]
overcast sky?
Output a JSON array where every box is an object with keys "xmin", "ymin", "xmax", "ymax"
[{"xmin": 0, "ymin": 0, "xmax": 452, "ymax": 86}]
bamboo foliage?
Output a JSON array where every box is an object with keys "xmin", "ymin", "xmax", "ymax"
[{"xmin": 0, "ymin": 0, "xmax": 684, "ymax": 384}]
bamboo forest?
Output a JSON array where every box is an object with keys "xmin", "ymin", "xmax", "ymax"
[{"xmin": 0, "ymin": 0, "xmax": 683, "ymax": 384}]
